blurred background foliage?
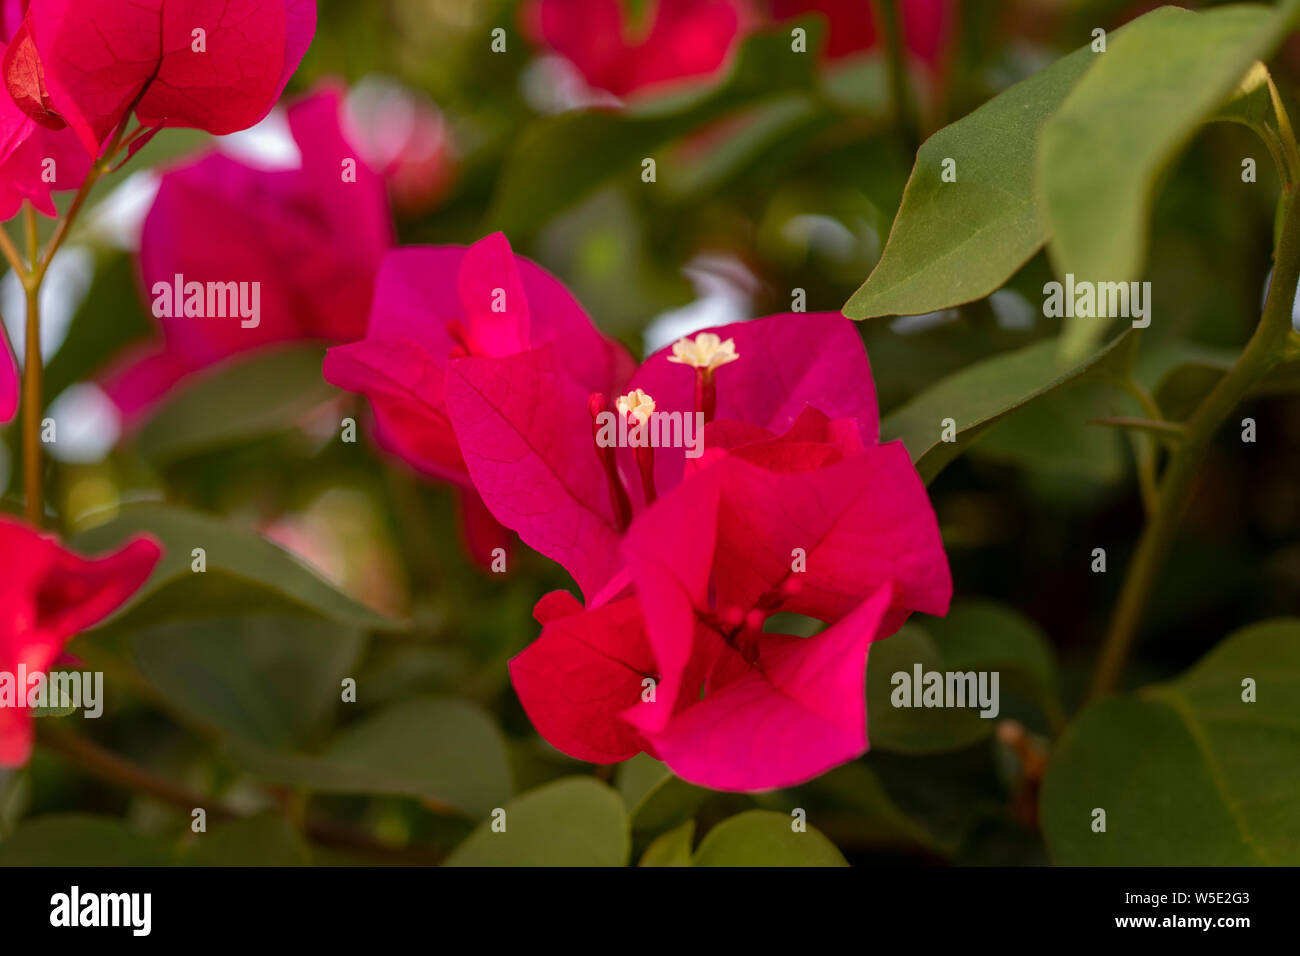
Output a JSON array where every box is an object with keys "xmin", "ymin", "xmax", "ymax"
[{"xmin": 1, "ymin": 0, "xmax": 1298, "ymax": 866}]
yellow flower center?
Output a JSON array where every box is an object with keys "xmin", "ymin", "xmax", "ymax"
[
  {"xmin": 616, "ymin": 388, "xmax": 656, "ymax": 423},
  {"xmin": 667, "ymin": 331, "xmax": 739, "ymax": 372}
]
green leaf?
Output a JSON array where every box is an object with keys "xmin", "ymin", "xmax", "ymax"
[
  {"xmin": 0, "ymin": 814, "xmax": 170, "ymax": 866},
  {"xmin": 692, "ymin": 810, "xmax": 847, "ymax": 866},
  {"xmin": 867, "ymin": 625, "xmax": 988, "ymax": 754},
  {"xmin": 177, "ymin": 813, "xmax": 310, "ymax": 867},
  {"xmin": 843, "ymin": 44, "xmax": 1097, "ymax": 319},
  {"xmin": 881, "ymin": 328, "xmax": 1137, "ymax": 483},
  {"xmin": 29, "ymin": 670, "xmax": 81, "ymax": 718},
  {"xmin": 136, "ymin": 345, "xmax": 337, "ymax": 466},
  {"xmin": 615, "ymin": 752, "xmax": 670, "ymax": 810},
  {"xmin": 970, "ymin": 382, "xmax": 1132, "ymax": 490},
  {"xmin": 867, "ymin": 601, "xmax": 1062, "ymax": 754},
  {"xmin": 638, "ymin": 820, "xmax": 695, "ymax": 867},
  {"xmin": 486, "ymin": 23, "xmax": 823, "ymax": 236},
  {"xmin": 1041, "ymin": 619, "xmax": 1300, "ymax": 864},
  {"xmin": 132, "ymin": 616, "xmax": 363, "ymax": 749},
  {"xmin": 1042, "ymin": 2, "xmax": 1299, "ymax": 359},
  {"xmin": 927, "ymin": 601, "xmax": 1065, "ymax": 729},
  {"xmin": 70, "ymin": 504, "xmax": 395, "ymax": 632},
  {"xmin": 756, "ymin": 761, "xmax": 949, "ymax": 855},
  {"xmin": 616, "ymin": 755, "xmax": 709, "ymax": 834},
  {"xmin": 444, "ymin": 777, "xmax": 629, "ymax": 866},
  {"xmin": 227, "ymin": 696, "xmax": 513, "ymax": 820}
]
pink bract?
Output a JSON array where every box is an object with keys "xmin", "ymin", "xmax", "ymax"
[
  {"xmin": 5, "ymin": 0, "xmax": 316, "ymax": 157},
  {"xmin": 102, "ymin": 85, "xmax": 392, "ymax": 420},
  {"xmin": 0, "ymin": 326, "xmax": 16, "ymax": 423},
  {"xmin": 0, "ymin": 518, "xmax": 161, "ymax": 767},
  {"xmin": 324, "ymin": 232, "xmax": 633, "ymax": 488},
  {"xmin": 773, "ymin": 0, "xmax": 957, "ymax": 69},
  {"xmin": 0, "ymin": 11, "xmax": 92, "ymax": 221},
  {"xmin": 528, "ymin": 0, "xmax": 747, "ymax": 99}
]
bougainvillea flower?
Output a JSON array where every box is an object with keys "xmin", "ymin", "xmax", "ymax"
[
  {"xmin": 102, "ymin": 86, "xmax": 391, "ymax": 420},
  {"xmin": 446, "ymin": 311, "xmax": 878, "ymax": 601},
  {"xmin": 5, "ymin": 0, "xmax": 316, "ymax": 157},
  {"xmin": 526, "ymin": 0, "xmax": 747, "ymax": 99},
  {"xmin": 0, "ymin": 326, "xmax": 16, "ymax": 423},
  {"xmin": 772, "ymin": 0, "xmax": 956, "ymax": 71},
  {"xmin": 509, "ymin": 431, "xmax": 951, "ymax": 789},
  {"xmin": 324, "ymin": 232, "xmax": 633, "ymax": 487},
  {"xmin": 0, "ymin": 11, "xmax": 93, "ymax": 220},
  {"xmin": 0, "ymin": 518, "xmax": 161, "ymax": 767}
]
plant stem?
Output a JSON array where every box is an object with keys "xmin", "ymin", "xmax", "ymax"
[
  {"xmin": 876, "ymin": 0, "xmax": 919, "ymax": 155},
  {"xmin": 38, "ymin": 725, "xmax": 447, "ymax": 865},
  {"xmin": 17, "ymin": 120, "xmax": 133, "ymax": 526},
  {"xmin": 1088, "ymin": 185, "xmax": 1300, "ymax": 700},
  {"xmin": 21, "ymin": 207, "xmax": 42, "ymax": 525}
]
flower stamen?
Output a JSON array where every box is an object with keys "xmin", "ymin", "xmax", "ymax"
[
  {"xmin": 589, "ymin": 393, "xmax": 633, "ymax": 531},
  {"xmin": 618, "ymin": 389, "xmax": 658, "ymax": 506},
  {"xmin": 667, "ymin": 332, "xmax": 738, "ymax": 425}
]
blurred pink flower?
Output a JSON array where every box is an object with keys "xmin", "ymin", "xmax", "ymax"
[
  {"xmin": 0, "ymin": 326, "xmax": 16, "ymax": 423},
  {"xmin": 103, "ymin": 86, "xmax": 393, "ymax": 420},
  {"xmin": 345, "ymin": 78, "xmax": 457, "ymax": 218},
  {"xmin": 0, "ymin": 518, "xmax": 161, "ymax": 767},
  {"xmin": 3, "ymin": 0, "xmax": 315, "ymax": 156},
  {"xmin": 772, "ymin": 0, "xmax": 957, "ymax": 70},
  {"xmin": 527, "ymin": 0, "xmax": 749, "ymax": 99}
]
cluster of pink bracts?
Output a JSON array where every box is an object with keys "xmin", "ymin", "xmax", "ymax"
[
  {"xmin": 0, "ymin": 0, "xmax": 955, "ymax": 790},
  {"xmin": 324, "ymin": 232, "xmax": 953, "ymax": 791}
]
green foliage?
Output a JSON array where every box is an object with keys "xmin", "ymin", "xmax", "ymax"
[
  {"xmin": 137, "ymin": 346, "xmax": 338, "ymax": 466},
  {"xmin": 843, "ymin": 44, "xmax": 1095, "ymax": 320},
  {"xmin": 867, "ymin": 601, "xmax": 1062, "ymax": 754},
  {"xmin": 0, "ymin": 815, "xmax": 171, "ymax": 866},
  {"xmin": 1041, "ymin": 620, "xmax": 1300, "ymax": 865},
  {"xmin": 486, "ymin": 20, "xmax": 837, "ymax": 235},
  {"xmin": 692, "ymin": 810, "xmax": 848, "ymax": 866},
  {"xmin": 132, "ymin": 615, "xmax": 363, "ymax": 748},
  {"xmin": 881, "ymin": 329, "xmax": 1137, "ymax": 483},
  {"xmin": 1043, "ymin": 2, "xmax": 1300, "ymax": 358},
  {"xmin": 445, "ymin": 778, "xmax": 629, "ymax": 866},
  {"xmin": 71, "ymin": 505, "xmax": 395, "ymax": 633},
  {"xmin": 176, "ymin": 814, "xmax": 311, "ymax": 867},
  {"xmin": 637, "ymin": 820, "xmax": 695, "ymax": 866},
  {"xmin": 228, "ymin": 696, "xmax": 513, "ymax": 820}
]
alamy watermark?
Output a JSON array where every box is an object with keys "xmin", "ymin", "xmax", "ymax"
[
  {"xmin": 151, "ymin": 273, "xmax": 261, "ymax": 328},
  {"xmin": 890, "ymin": 665, "xmax": 1000, "ymax": 718},
  {"xmin": 50, "ymin": 886, "xmax": 151, "ymax": 936},
  {"xmin": 1043, "ymin": 274, "xmax": 1151, "ymax": 328},
  {"xmin": 595, "ymin": 389, "xmax": 705, "ymax": 459},
  {"xmin": 0, "ymin": 666, "xmax": 103, "ymax": 717}
]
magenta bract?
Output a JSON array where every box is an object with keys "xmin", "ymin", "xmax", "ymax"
[
  {"xmin": 5, "ymin": 0, "xmax": 316, "ymax": 156},
  {"xmin": 0, "ymin": 518, "xmax": 161, "ymax": 767},
  {"xmin": 103, "ymin": 86, "xmax": 391, "ymax": 420}
]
